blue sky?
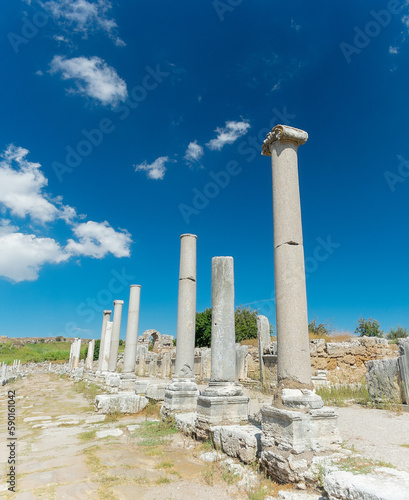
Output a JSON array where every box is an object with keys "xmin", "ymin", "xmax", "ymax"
[{"xmin": 1, "ymin": 0, "xmax": 409, "ymax": 340}]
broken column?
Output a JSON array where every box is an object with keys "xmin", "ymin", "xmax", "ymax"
[
  {"xmin": 72, "ymin": 338, "xmax": 81, "ymax": 369},
  {"xmin": 163, "ymin": 234, "xmax": 199, "ymax": 413},
  {"xmin": 108, "ymin": 300, "xmax": 124, "ymax": 372},
  {"xmin": 259, "ymin": 125, "xmax": 340, "ymax": 485},
  {"xmin": 122, "ymin": 285, "xmax": 142, "ymax": 378},
  {"xmin": 97, "ymin": 310, "xmax": 112, "ymax": 371},
  {"xmin": 196, "ymin": 257, "xmax": 249, "ymax": 436},
  {"xmin": 85, "ymin": 339, "xmax": 95, "ymax": 371},
  {"xmin": 257, "ymin": 315, "xmax": 271, "ymax": 387}
]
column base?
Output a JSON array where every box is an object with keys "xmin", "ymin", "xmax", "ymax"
[
  {"xmin": 120, "ymin": 372, "xmax": 137, "ymax": 390},
  {"xmin": 162, "ymin": 378, "xmax": 199, "ymax": 414},
  {"xmin": 280, "ymin": 388, "xmax": 324, "ymax": 409},
  {"xmin": 259, "ymin": 404, "xmax": 341, "ymax": 485},
  {"xmin": 195, "ymin": 382, "xmax": 249, "ymax": 439}
]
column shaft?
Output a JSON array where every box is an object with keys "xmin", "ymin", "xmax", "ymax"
[
  {"xmin": 122, "ymin": 285, "xmax": 141, "ymax": 373},
  {"xmin": 210, "ymin": 256, "xmax": 236, "ymax": 383},
  {"xmin": 98, "ymin": 310, "xmax": 112, "ymax": 370},
  {"xmin": 174, "ymin": 234, "xmax": 197, "ymax": 379},
  {"xmin": 108, "ymin": 300, "xmax": 124, "ymax": 372}
]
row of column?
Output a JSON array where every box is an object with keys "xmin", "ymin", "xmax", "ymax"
[{"xmin": 88, "ymin": 124, "xmax": 315, "ymax": 413}]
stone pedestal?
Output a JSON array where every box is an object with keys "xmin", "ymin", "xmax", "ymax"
[
  {"xmin": 259, "ymin": 405, "xmax": 341, "ymax": 484},
  {"xmin": 97, "ymin": 310, "xmax": 112, "ymax": 371},
  {"xmin": 163, "ymin": 234, "xmax": 199, "ymax": 414},
  {"xmin": 108, "ymin": 300, "xmax": 124, "ymax": 372},
  {"xmin": 122, "ymin": 285, "xmax": 141, "ymax": 376},
  {"xmin": 257, "ymin": 315, "xmax": 270, "ymax": 386},
  {"xmin": 196, "ymin": 257, "xmax": 248, "ymax": 437}
]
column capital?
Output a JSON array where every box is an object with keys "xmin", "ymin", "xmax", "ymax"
[
  {"xmin": 130, "ymin": 284, "xmax": 141, "ymax": 288},
  {"xmin": 261, "ymin": 125, "xmax": 308, "ymax": 156},
  {"xmin": 113, "ymin": 300, "xmax": 124, "ymax": 305},
  {"xmin": 180, "ymin": 233, "xmax": 197, "ymax": 240},
  {"xmin": 103, "ymin": 310, "xmax": 112, "ymax": 315}
]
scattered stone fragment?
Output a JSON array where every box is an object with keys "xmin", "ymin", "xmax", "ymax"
[
  {"xmin": 199, "ymin": 450, "xmax": 223, "ymax": 462},
  {"xmin": 96, "ymin": 429, "xmax": 123, "ymax": 439},
  {"xmin": 24, "ymin": 416, "xmax": 52, "ymax": 422},
  {"xmin": 85, "ymin": 415, "xmax": 106, "ymax": 424}
]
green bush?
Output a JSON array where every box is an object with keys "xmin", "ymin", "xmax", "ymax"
[
  {"xmin": 387, "ymin": 326, "xmax": 408, "ymax": 340},
  {"xmin": 195, "ymin": 308, "xmax": 212, "ymax": 348},
  {"xmin": 355, "ymin": 317, "xmax": 384, "ymax": 338},
  {"xmin": 308, "ymin": 318, "xmax": 332, "ymax": 337}
]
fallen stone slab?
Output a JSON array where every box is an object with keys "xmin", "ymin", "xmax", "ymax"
[
  {"xmin": 323, "ymin": 466, "xmax": 409, "ymax": 500},
  {"xmin": 55, "ymin": 415, "xmax": 80, "ymax": 420},
  {"xmin": 146, "ymin": 383, "xmax": 167, "ymax": 401},
  {"xmin": 276, "ymin": 491, "xmax": 324, "ymax": 500},
  {"xmin": 94, "ymin": 393, "xmax": 148, "ymax": 414},
  {"xmin": 96, "ymin": 428, "xmax": 124, "ymax": 439},
  {"xmin": 211, "ymin": 424, "xmax": 261, "ymax": 464},
  {"xmin": 174, "ymin": 412, "xmax": 196, "ymax": 436},
  {"xmin": 24, "ymin": 416, "xmax": 52, "ymax": 422},
  {"xmin": 199, "ymin": 450, "xmax": 223, "ymax": 462},
  {"xmin": 127, "ymin": 424, "xmax": 140, "ymax": 432},
  {"xmin": 85, "ymin": 415, "xmax": 106, "ymax": 424}
]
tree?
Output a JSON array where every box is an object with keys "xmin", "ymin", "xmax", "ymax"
[
  {"xmin": 93, "ymin": 340, "xmax": 100, "ymax": 361},
  {"xmin": 234, "ymin": 306, "xmax": 258, "ymax": 342},
  {"xmin": 387, "ymin": 326, "xmax": 408, "ymax": 340},
  {"xmin": 195, "ymin": 306, "xmax": 259, "ymax": 347},
  {"xmin": 195, "ymin": 308, "xmax": 212, "ymax": 347},
  {"xmin": 355, "ymin": 317, "xmax": 384, "ymax": 337}
]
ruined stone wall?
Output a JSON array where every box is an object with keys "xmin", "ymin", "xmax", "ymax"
[{"xmin": 253, "ymin": 337, "xmax": 399, "ymax": 385}]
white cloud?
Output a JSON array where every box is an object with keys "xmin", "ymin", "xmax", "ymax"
[
  {"xmin": 206, "ymin": 120, "xmax": 251, "ymax": 151},
  {"xmin": 0, "ymin": 221, "xmax": 69, "ymax": 282},
  {"xmin": 269, "ymin": 80, "xmax": 282, "ymax": 93},
  {"xmin": 49, "ymin": 55, "xmax": 128, "ymax": 107},
  {"xmin": 184, "ymin": 141, "xmax": 204, "ymax": 164},
  {"xmin": 0, "ymin": 145, "xmax": 75, "ymax": 223},
  {"xmin": 134, "ymin": 156, "xmax": 170, "ymax": 180},
  {"xmin": 41, "ymin": 0, "xmax": 125, "ymax": 46},
  {"xmin": 389, "ymin": 46, "xmax": 399, "ymax": 54},
  {"xmin": 0, "ymin": 146, "xmax": 133, "ymax": 283},
  {"xmin": 66, "ymin": 221, "xmax": 132, "ymax": 258}
]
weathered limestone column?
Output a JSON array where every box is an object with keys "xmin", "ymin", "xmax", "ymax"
[
  {"xmin": 196, "ymin": 257, "xmax": 249, "ymax": 435},
  {"xmin": 257, "ymin": 315, "xmax": 271, "ymax": 386},
  {"xmin": 97, "ymin": 310, "xmax": 112, "ymax": 371},
  {"xmin": 101, "ymin": 322, "xmax": 113, "ymax": 371},
  {"xmin": 108, "ymin": 300, "xmax": 124, "ymax": 372},
  {"xmin": 72, "ymin": 338, "xmax": 81, "ymax": 369},
  {"xmin": 163, "ymin": 234, "xmax": 199, "ymax": 414},
  {"xmin": 122, "ymin": 285, "xmax": 141, "ymax": 377},
  {"xmin": 262, "ymin": 125, "xmax": 313, "ymax": 394},
  {"xmin": 85, "ymin": 339, "xmax": 95, "ymax": 371},
  {"xmin": 259, "ymin": 125, "xmax": 340, "ymax": 485}
]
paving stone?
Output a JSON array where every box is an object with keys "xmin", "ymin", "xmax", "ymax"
[{"xmin": 96, "ymin": 428, "xmax": 124, "ymax": 439}]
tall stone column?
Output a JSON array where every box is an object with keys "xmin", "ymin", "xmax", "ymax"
[
  {"xmin": 108, "ymin": 300, "xmax": 124, "ymax": 372},
  {"xmin": 163, "ymin": 234, "xmax": 199, "ymax": 414},
  {"xmin": 259, "ymin": 125, "xmax": 340, "ymax": 484},
  {"xmin": 85, "ymin": 339, "xmax": 95, "ymax": 371},
  {"xmin": 101, "ymin": 322, "xmax": 113, "ymax": 371},
  {"xmin": 122, "ymin": 285, "xmax": 141, "ymax": 376},
  {"xmin": 196, "ymin": 257, "xmax": 248, "ymax": 436},
  {"xmin": 97, "ymin": 310, "xmax": 112, "ymax": 371}
]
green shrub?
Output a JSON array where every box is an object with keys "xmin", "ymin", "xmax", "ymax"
[
  {"xmin": 387, "ymin": 326, "xmax": 408, "ymax": 340},
  {"xmin": 308, "ymin": 318, "xmax": 332, "ymax": 337},
  {"xmin": 355, "ymin": 317, "xmax": 384, "ymax": 337}
]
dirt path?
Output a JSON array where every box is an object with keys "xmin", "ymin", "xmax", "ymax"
[{"xmin": 0, "ymin": 374, "xmax": 295, "ymax": 499}]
